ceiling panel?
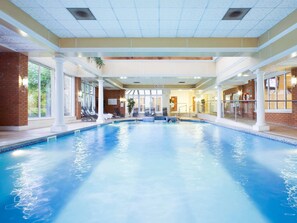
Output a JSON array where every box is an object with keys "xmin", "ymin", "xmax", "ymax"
[{"xmin": 8, "ymin": 0, "xmax": 297, "ymax": 38}]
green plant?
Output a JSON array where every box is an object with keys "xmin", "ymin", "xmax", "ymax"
[
  {"xmin": 201, "ymin": 99, "xmax": 205, "ymax": 104},
  {"xmin": 88, "ymin": 57, "xmax": 105, "ymax": 69},
  {"xmin": 127, "ymin": 98, "xmax": 135, "ymax": 115}
]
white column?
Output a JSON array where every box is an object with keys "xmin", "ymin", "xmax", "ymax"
[
  {"xmin": 162, "ymin": 89, "xmax": 170, "ymax": 116},
  {"xmin": 96, "ymin": 79, "xmax": 105, "ymax": 123},
  {"xmin": 216, "ymin": 85, "xmax": 222, "ymax": 121},
  {"xmin": 253, "ymin": 69, "xmax": 270, "ymax": 131},
  {"xmin": 51, "ymin": 55, "xmax": 67, "ymax": 132}
]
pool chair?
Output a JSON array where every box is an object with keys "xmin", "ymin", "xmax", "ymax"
[
  {"xmin": 132, "ymin": 108, "xmax": 139, "ymax": 117},
  {"xmin": 113, "ymin": 108, "xmax": 121, "ymax": 118},
  {"xmin": 81, "ymin": 108, "xmax": 96, "ymax": 122}
]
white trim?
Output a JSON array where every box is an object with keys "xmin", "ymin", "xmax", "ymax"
[
  {"xmin": 265, "ymin": 109, "xmax": 292, "ymax": 113},
  {"xmin": 258, "ymin": 23, "xmax": 297, "ymax": 50}
]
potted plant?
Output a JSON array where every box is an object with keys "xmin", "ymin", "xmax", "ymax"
[
  {"xmin": 127, "ymin": 98, "xmax": 135, "ymax": 116},
  {"xmin": 87, "ymin": 57, "xmax": 105, "ymax": 69}
]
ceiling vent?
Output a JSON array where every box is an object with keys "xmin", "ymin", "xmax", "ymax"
[
  {"xmin": 67, "ymin": 8, "xmax": 96, "ymax": 20},
  {"xmin": 133, "ymin": 81, "xmax": 140, "ymax": 84},
  {"xmin": 178, "ymin": 81, "xmax": 186, "ymax": 84},
  {"xmin": 222, "ymin": 8, "xmax": 250, "ymax": 20}
]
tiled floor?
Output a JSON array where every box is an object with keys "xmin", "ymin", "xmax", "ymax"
[{"xmin": 0, "ymin": 118, "xmax": 296, "ymax": 151}]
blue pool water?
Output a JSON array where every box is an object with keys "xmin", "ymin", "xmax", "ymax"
[{"xmin": 0, "ymin": 122, "xmax": 297, "ymax": 223}]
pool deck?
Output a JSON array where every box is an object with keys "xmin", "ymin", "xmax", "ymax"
[{"xmin": 0, "ymin": 117, "xmax": 296, "ymax": 152}]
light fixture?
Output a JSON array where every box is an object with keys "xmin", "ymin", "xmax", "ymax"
[
  {"xmin": 237, "ymin": 73, "xmax": 242, "ymax": 77},
  {"xmin": 243, "ymin": 74, "xmax": 249, "ymax": 77},
  {"xmin": 19, "ymin": 76, "xmax": 28, "ymax": 88},
  {"xmin": 194, "ymin": 97, "xmax": 200, "ymax": 102},
  {"xmin": 78, "ymin": 90, "xmax": 83, "ymax": 97},
  {"xmin": 291, "ymin": 76, "xmax": 297, "ymax": 87},
  {"xmin": 19, "ymin": 30, "xmax": 28, "ymax": 37},
  {"xmin": 237, "ymin": 90, "xmax": 243, "ymax": 95},
  {"xmin": 120, "ymin": 97, "xmax": 126, "ymax": 102},
  {"xmin": 194, "ymin": 76, "xmax": 201, "ymax": 79},
  {"xmin": 120, "ymin": 76, "xmax": 127, "ymax": 79}
]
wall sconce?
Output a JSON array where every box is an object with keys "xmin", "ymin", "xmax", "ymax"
[
  {"xmin": 78, "ymin": 90, "xmax": 83, "ymax": 102},
  {"xmin": 237, "ymin": 90, "xmax": 242, "ymax": 96},
  {"xmin": 291, "ymin": 76, "xmax": 297, "ymax": 87},
  {"xmin": 19, "ymin": 76, "xmax": 28, "ymax": 88},
  {"xmin": 120, "ymin": 97, "xmax": 126, "ymax": 102}
]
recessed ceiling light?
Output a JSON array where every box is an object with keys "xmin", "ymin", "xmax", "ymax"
[
  {"xmin": 133, "ymin": 81, "xmax": 140, "ymax": 84},
  {"xmin": 120, "ymin": 76, "xmax": 127, "ymax": 79},
  {"xmin": 178, "ymin": 81, "xmax": 186, "ymax": 84},
  {"xmin": 243, "ymin": 74, "xmax": 249, "ymax": 77},
  {"xmin": 67, "ymin": 8, "xmax": 96, "ymax": 20},
  {"xmin": 194, "ymin": 76, "xmax": 201, "ymax": 79},
  {"xmin": 237, "ymin": 73, "xmax": 242, "ymax": 77},
  {"xmin": 19, "ymin": 30, "xmax": 28, "ymax": 37},
  {"xmin": 222, "ymin": 8, "xmax": 251, "ymax": 20}
]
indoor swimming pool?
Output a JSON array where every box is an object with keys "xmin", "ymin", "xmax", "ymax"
[{"xmin": 0, "ymin": 121, "xmax": 297, "ymax": 223}]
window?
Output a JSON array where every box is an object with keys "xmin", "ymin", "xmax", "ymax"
[
  {"xmin": 264, "ymin": 72, "xmax": 292, "ymax": 111},
  {"xmin": 126, "ymin": 89, "xmax": 163, "ymax": 113},
  {"xmin": 64, "ymin": 75, "xmax": 73, "ymax": 116},
  {"xmin": 81, "ymin": 82, "xmax": 95, "ymax": 111},
  {"xmin": 28, "ymin": 62, "xmax": 52, "ymax": 118}
]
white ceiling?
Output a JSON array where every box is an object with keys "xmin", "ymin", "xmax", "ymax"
[{"xmin": 10, "ymin": 0, "xmax": 297, "ymax": 38}]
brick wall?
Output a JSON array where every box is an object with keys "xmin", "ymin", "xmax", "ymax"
[
  {"xmin": 104, "ymin": 89, "xmax": 126, "ymax": 116},
  {"xmin": 0, "ymin": 53, "xmax": 28, "ymax": 126},
  {"xmin": 265, "ymin": 68, "xmax": 297, "ymax": 127},
  {"xmin": 75, "ymin": 77, "xmax": 81, "ymax": 119}
]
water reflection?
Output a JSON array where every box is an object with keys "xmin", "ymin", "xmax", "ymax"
[
  {"xmin": 7, "ymin": 151, "xmax": 53, "ymax": 222},
  {"xmin": 71, "ymin": 135, "xmax": 91, "ymax": 181},
  {"xmin": 281, "ymin": 150, "xmax": 297, "ymax": 214}
]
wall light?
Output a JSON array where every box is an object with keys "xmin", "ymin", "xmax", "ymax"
[
  {"xmin": 291, "ymin": 76, "xmax": 297, "ymax": 87},
  {"xmin": 120, "ymin": 97, "xmax": 126, "ymax": 102},
  {"xmin": 237, "ymin": 90, "xmax": 243, "ymax": 95},
  {"xmin": 19, "ymin": 76, "xmax": 28, "ymax": 88}
]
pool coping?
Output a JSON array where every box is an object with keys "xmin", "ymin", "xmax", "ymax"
[{"xmin": 1, "ymin": 118, "xmax": 296, "ymax": 153}]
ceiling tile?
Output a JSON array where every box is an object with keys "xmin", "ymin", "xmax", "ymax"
[
  {"xmin": 79, "ymin": 21, "xmax": 102, "ymax": 29},
  {"xmin": 87, "ymin": 29, "xmax": 107, "ymax": 37},
  {"xmin": 198, "ymin": 20, "xmax": 220, "ymax": 29},
  {"xmin": 228, "ymin": 29, "xmax": 250, "ymax": 37},
  {"xmin": 45, "ymin": 8, "xmax": 74, "ymax": 20},
  {"xmin": 51, "ymin": 29, "xmax": 75, "ymax": 37},
  {"xmin": 70, "ymin": 31, "xmax": 91, "ymax": 38},
  {"xmin": 211, "ymin": 29, "xmax": 230, "ymax": 37},
  {"xmin": 160, "ymin": 29, "xmax": 177, "ymax": 37},
  {"xmin": 119, "ymin": 20, "xmax": 140, "ymax": 30},
  {"xmin": 245, "ymin": 29, "xmax": 266, "ymax": 37},
  {"xmin": 59, "ymin": 20, "xmax": 83, "ymax": 28},
  {"xmin": 139, "ymin": 20, "xmax": 159, "ymax": 29},
  {"xmin": 217, "ymin": 20, "xmax": 240, "ymax": 30},
  {"xmin": 230, "ymin": 0, "xmax": 258, "ymax": 8},
  {"xmin": 183, "ymin": 0, "xmax": 208, "ymax": 8},
  {"xmin": 194, "ymin": 28, "xmax": 214, "ymax": 37},
  {"xmin": 181, "ymin": 9, "xmax": 204, "ymax": 20},
  {"xmin": 160, "ymin": 8, "xmax": 182, "ymax": 20},
  {"xmin": 91, "ymin": 8, "xmax": 117, "ymax": 20},
  {"xmin": 264, "ymin": 8, "xmax": 295, "ymax": 20},
  {"xmin": 134, "ymin": 0, "xmax": 159, "ymax": 8},
  {"xmin": 124, "ymin": 29, "xmax": 142, "ymax": 37},
  {"xmin": 109, "ymin": 0, "xmax": 135, "ymax": 8},
  {"xmin": 100, "ymin": 20, "xmax": 122, "ymax": 30},
  {"xmin": 177, "ymin": 29, "xmax": 195, "ymax": 37},
  {"xmin": 201, "ymin": 8, "xmax": 228, "ymax": 20},
  {"xmin": 39, "ymin": 20, "xmax": 66, "ymax": 30},
  {"xmin": 136, "ymin": 9, "xmax": 159, "ymax": 20},
  {"xmin": 60, "ymin": 0, "xmax": 87, "ymax": 7},
  {"xmin": 160, "ymin": 0, "xmax": 184, "ymax": 8},
  {"xmin": 178, "ymin": 20, "xmax": 199, "ymax": 30},
  {"xmin": 22, "ymin": 8, "xmax": 54, "ymax": 20},
  {"xmin": 141, "ymin": 29, "xmax": 159, "ymax": 37},
  {"xmin": 255, "ymin": 0, "xmax": 282, "ymax": 7},
  {"xmin": 105, "ymin": 29, "xmax": 125, "ymax": 37},
  {"xmin": 10, "ymin": 0, "xmax": 40, "ymax": 8},
  {"xmin": 278, "ymin": 0, "xmax": 297, "ymax": 7},
  {"xmin": 253, "ymin": 20, "xmax": 278, "ymax": 30},
  {"xmin": 160, "ymin": 20, "xmax": 179, "ymax": 30},
  {"xmin": 207, "ymin": 0, "xmax": 233, "ymax": 8},
  {"xmin": 84, "ymin": 0, "xmax": 111, "ymax": 7},
  {"xmin": 234, "ymin": 20, "xmax": 260, "ymax": 30},
  {"xmin": 114, "ymin": 8, "xmax": 138, "ymax": 20},
  {"xmin": 244, "ymin": 8, "xmax": 274, "ymax": 20}
]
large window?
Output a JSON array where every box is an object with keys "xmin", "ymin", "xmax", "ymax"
[
  {"xmin": 64, "ymin": 75, "xmax": 74, "ymax": 116},
  {"xmin": 81, "ymin": 82, "xmax": 95, "ymax": 111},
  {"xmin": 28, "ymin": 62, "xmax": 52, "ymax": 118},
  {"xmin": 126, "ymin": 89, "xmax": 162, "ymax": 113},
  {"xmin": 264, "ymin": 72, "xmax": 293, "ymax": 110}
]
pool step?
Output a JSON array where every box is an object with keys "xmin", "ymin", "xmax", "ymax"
[{"xmin": 47, "ymin": 135, "xmax": 57, "ymax": 142}]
